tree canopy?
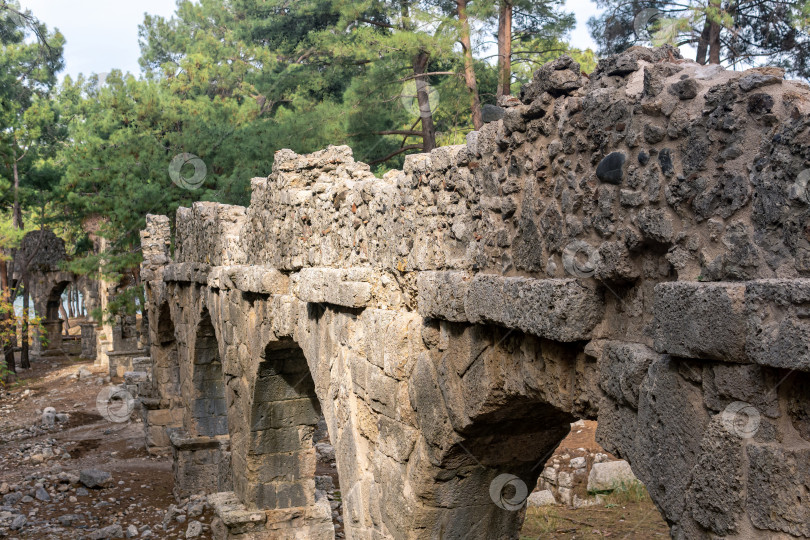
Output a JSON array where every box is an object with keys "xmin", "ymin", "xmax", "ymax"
[{"xmin": 588, "ymin": 0, "xmax": 810, "ymax": 77}]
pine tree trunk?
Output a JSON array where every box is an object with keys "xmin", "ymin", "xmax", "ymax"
[
  {"xmin": 496, "ymin": 1, "xmax": 513, "ymax": 98},
  {"xmin": 20, "ymin": 277, "xmax": 29, "ymax": 369},
  {"xmin": 12, "ymin": 156, "xmax": 22, "ymax": 230},
  {"xmin": 457, "ymin": 0, "xmax": 483, "ymax": 129},
  {"xmin": 708, "ymin": 21, "xmax": 721, "ymax": 63},
  {"xmin": 67, "ymin": 285, "xmax": 75, "ymax": 318},
  {"xmin": 413, "ymin": 51, "xmax": 437, "ymax": 152},
  {"xmin": 696, "ymin": 21, "xmax": 711, "ymax": 64},
  {"xmin": 60, "ymin": 304, "xmax": 70, "ymax": 335},
  {"xmin": 707, "ymin": 0, "xmax": 722, "ymax": 64},
  {"xmin": 0, "ymin": 260, "xmax": 14, "ymax": 374}
]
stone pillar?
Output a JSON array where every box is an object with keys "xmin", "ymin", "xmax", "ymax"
[
  {"xmin": 168, "ymin": 427, "xmax": 232, "ymax": 498},
  {"xmin": 80, "ymin": 322, "xmax": 96, "ymax": 359},
  {"xmin": 41, "ymin": 319, "xmax": 64, "ymax": 357}
]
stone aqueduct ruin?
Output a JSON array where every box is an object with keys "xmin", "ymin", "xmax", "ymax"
[{"xmin": 135, "ymin": 47, "xmax": 810, "ymax": 539}]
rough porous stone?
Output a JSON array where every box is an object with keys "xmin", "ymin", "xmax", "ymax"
[{"xmin": 137, "ymin": 47, "xmax": 809, "ymax": 540}]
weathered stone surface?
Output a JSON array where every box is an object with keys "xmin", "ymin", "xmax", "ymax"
[
  {"xmin": 464, "ymin": 275, "xmax": 604, "ymax": 342},
  {"xmin": 139, "ymin": 47, "xmax": 810, "ymax": 540},
  {"xmin": 527, "ymin": 490, "xmax": 556, "ymax": 507},
  {"xmin": 599, "ymin": 342, "xmax": 659, "ymax": 409},
  {"xmin": 587, "ymin": 460, "xmax": 637, "ymax": 492},
  {"xmin": 207, "ymin": 265, "xmax": 290, "ymax": 295},
  {"xmin": 80, "ymin": 469, "xmax": 112, "ymax": 489},
  {"xmin": 654, "ymin": 281, "xmax": 747, "ymax": 362},
  {"xmin": 519, "ymin": 55, "xmax": 582, "ymax": 101},
  {"xmin": 416, "ymin": 271, "xmax": 470, "ymax": 322},
  {"xmin": 655, "ymin": 280, "xmax": 810, "ymax": 371},
  {"xmin": 738, "ymin": 68, "xmax": 784, "ymax": 92},
  {"xmin": 481, "ymin": 104, "xmax": 505, "ymax": 123},
  {"xmin": 668, "ymin": 77, "xmax": 699, "ymax": 100},
  {"xmin": 295, "ymin": 268, "xmax": 373, "ymax": 308},
  {"xmin": 683, "ymin": 418, "xmax": 745, "ymax": 536},
  {"xmin": 747, "ymin": 445, "xmax": 810, "ymax": 537},
  {"xmin": 163, "ymin": 262, "xmax": 211, "ymax": 284},
  {"xmin": 633, "ymin": 358, "xmax": 710, "ymax": 523}
]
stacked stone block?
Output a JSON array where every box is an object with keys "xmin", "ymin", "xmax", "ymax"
[{"xmin": 140, "ymin": 46, "xmax": 810, "ymax": 540}]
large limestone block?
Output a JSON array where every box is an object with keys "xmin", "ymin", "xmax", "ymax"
[
  {"xmin": 654, "ymin": 279, "xmax": 810, "ymax": 371},
  {"xmin": 745, "ymin": 279, "xmax": 810, "ymax": 371},
  {"xmin": 653, "ymin": 281, "xmax": 747, "ymax": 362},
  {"xmin": 586, "ymin": 460, "xmax": 637, "ymax": 492},
  {"xmin": 163, "ymin": 262, "xmax": 211, "ymax": 284},
  {"xmin": 417, "ymin": 271, "xmax": 470, "ymax": 322},
  {"xmin": 683, "ymin": 418, "xmax": 745, "ymax": 536},
  {"xmin": 464, "ymin": 275, "xmax": 604, "ymax": 342},
  {"xmin": 295, "ymin": 268, "xmax": 373, "ymax": 308},
  {"xmin": 632, "ymin": 357, "xmax": 710, "ymax": 523},
  {"xmin": 527, "ymin": 490, "xmax": 557, "ymax": 507}
]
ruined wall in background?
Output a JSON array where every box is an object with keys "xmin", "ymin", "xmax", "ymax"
[{"xmin": 142, "ymin": 46, "xmax": 810, "ymax": 540}]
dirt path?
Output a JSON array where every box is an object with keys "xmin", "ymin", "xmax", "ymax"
[{"xmin": 0, "ymin": 354, "xmax": 214, "ymax": 539}]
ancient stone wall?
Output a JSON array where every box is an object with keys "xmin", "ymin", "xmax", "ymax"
[{"xmin": 140, "ymin": 46, "xmax": 810, "ymax": 539}]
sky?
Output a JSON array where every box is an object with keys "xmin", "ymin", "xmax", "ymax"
[
  {"xmin": 20, "ymin": 0, "xmax": 604, "ymax": 80},
  {"xmin": 19, "ymin": 0, "xmax": 179, "ymax": 78}
]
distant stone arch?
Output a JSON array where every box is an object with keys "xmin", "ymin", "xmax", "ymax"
[{"xmin": 31, "ymin": 276, "xmax": 72, "ymax": 356}]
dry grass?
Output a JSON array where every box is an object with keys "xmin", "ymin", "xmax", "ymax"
[{"xmin": 520, "ymin": 482, "xmax": 670, "ymax": 539}]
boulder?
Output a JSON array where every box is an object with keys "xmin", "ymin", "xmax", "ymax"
[
  {"xmin": 587, "ymin": 460, "xmax": 638, "ymax": 492},
  {"xmin": 527, "ymin": 490, "xmax": 557, "ymax": 507},
  {"xmin": 80, "ymin": 468, "xmax": 113, "ymax": 489}
]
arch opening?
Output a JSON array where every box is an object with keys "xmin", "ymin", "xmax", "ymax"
[
  {"xmin": 236, "ymin": 339, "xmax": 338, "ymax": 535},
  {"xmin": 154, "ymin": 302, "xmax": 180, "ymax": 402},
  {"xmin": 191, "ymin": 309, "xmax": 228, "ymax": 437}
]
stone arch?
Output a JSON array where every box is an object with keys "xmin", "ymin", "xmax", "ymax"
[
  {"xmin": 232, "ymin": 337, "xmax": 336, "ymax": 537},
  {"xmin": 31, "ymin": 276, "xmax": 73, "ymax": 356},
  {"xmin": 190, "ymin": 307, "xmax": 228, "ymax": 437},
  {"xmin": 44, "ymin": 280, "xmax": 71, "ymax": 320},
  {"xmin": 404, "ymin": 322, "xmax": 588, "ymax": 538},
  {"xmin": 151, "ymin": 302, "xmax": 181, "ymax": 404}
]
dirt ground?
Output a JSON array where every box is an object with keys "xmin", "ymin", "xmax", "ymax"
[{"xmin": 0, "ymin": 351, "xmax": 214, "ymax": 539}]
